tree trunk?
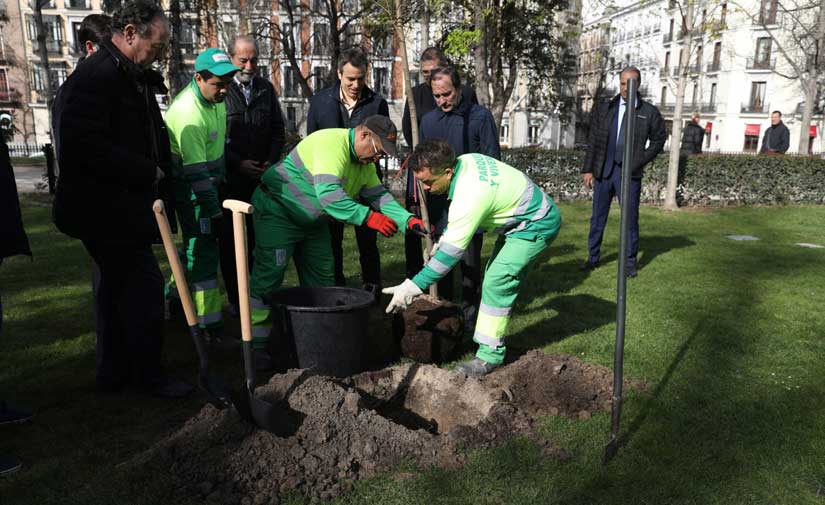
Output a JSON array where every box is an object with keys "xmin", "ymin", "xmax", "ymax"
[
  {"xmin": 32, "ymin": 2, "xmax": 56, "ymax": 149},
  {"xmin": 799, "ymin": 0, "xmax": 825, "ymax": 154},
  {"xmin": 472, "ymin": 1, "xmax": 490, "ymax": 106},
  {"xmin": 419, "ymin": 0, "xmax": 429, "ymax": 49},
  {"xmin": 664, "ymin": 0, "xmax": 694, "ymax": 210},
  {"xmin": 168, "ymin": 0, "xmax": 187, "ymax": 97},
  {"xmin": 394, "ymin": 0, "xmax": 436, "ymax": 296}
]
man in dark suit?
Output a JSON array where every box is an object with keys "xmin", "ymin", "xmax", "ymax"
[
  {"xmin": 306, "ymin": 47, "xmax": 388, "ymax": 294},
  {"xmin": 400, "ymin": 48, "xmax": 477, "ymax": 287},
  {"xmin": 580, "ymin": 66, "xmax": 666, "ymax": 278}
]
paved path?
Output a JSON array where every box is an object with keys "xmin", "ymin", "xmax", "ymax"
[{"xmin": 12, "ymin": 164, "xmax": 48, "ymax": 193}]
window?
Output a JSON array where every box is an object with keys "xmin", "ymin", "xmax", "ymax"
[
  {"xmin": 691, "ymin": 85, "xmax": 698, "ymax": 106},
  {"xmin": 743, "ymin": 135, "xmax": 759, "ymax": 152},
  {"xmin": 281, "ymin": 22, "xmax": 298, "ymax": 54},
  {"xmin": 500, "ymin": 118, "xmax": 509, "ymax": 144},
  {"xmin": 0, "ymin": 69, "xmax": 10, "ymax": 100},
  {"xmin": 312, "ymin": 23, "xmax": 330, "ymax": 56},
  {"xmin": 664, "ymin": 51, "xmax": 670, "ymax": 71},
  {"xmin": 373, "ymin": 34, "xmax": 392, "ymax": 58},
  {"xmin": 710, "ymin": 83, "xmax": 717, "ymax": 106},
  {"xmin": 180, "ymin": 19, "xmax": 198, "ymax": 56},
  {"xmin": 29, "ymin": 64, "xmax": 66, "ymax": 100},
  {"xmin": 713, "ymin": 42, "xmax": 721, "ymax": 66},
  {"xmin": 695, "ymin": 45, "xmax": 702, "ymax": 67},
  {"xmin": 28, "ymin": 0, "xmax": 55, "ymax": 7},
  {"xmin": 71, "ymin": 21, "xmax": 83, "ymax": 54},
  {"xmin": 283, "ymin": 66, "xmax": 300, "ymax": 98},
  {"xmin": 668, "ymin": 19, "xmax": 674, "ymax": 38},
  {"xmin": 312, "ymin": 0, "xmax": 327, "ymax": 13},
  {"xmin": 373, "ymin": 67, "xmax": 390, "ymax": 99},
  {"xmin": 27, "ymin": 15, "xmax": 64, "ymax": 54},
  {"xmin": 65, "ymin": 0, "xmax": 91, "ymax": 8},
  {"xmin": 410, "ymin": 70, "xmax": 419, "ymax": 87},
  {"xmin": 661, "ymin": 86, "xmax": 667, "ymax": 106},
  {"xmin": 286, "ymin": 106, "xmax": 297, "ymax": 132},
  {"xmin": 754, "ymin": 37, "xmax": 771, "ymax": 67},
  {"xmin": 313, "ymin": 66, "xmax": 329, "ymax": 91},
  {"xmin": 721, "ymin": 2, "xmax": 728, "ymax": 24},
  {"xmin": 758, "ymin": 0, "xmax": 777, "ymax": 24},
  {"xmin": 749, "ymin": 81, "xmax": 766, "ymax": 111},
  {"xmin": 528, "ymin": 119, "xmax": 542, "ymax": 145},
  {"xmin": 256, "ymin": 65, "xmax": 269, "ymax": 80}
]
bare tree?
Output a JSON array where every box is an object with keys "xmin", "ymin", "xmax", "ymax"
[{"xmin": 32, "ymin": 1, "xmax": 57, "ymax": 149}]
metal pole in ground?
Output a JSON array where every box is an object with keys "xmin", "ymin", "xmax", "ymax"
[
  {"xmin": 44, "ymin": 144, "xmax": 56, "ymax": 194},
  {"xmin": 603, "ymin": 77, "xmax": 637, "ymax": 465}
]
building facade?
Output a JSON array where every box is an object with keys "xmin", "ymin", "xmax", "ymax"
[{"xmin": 577, "ymin": 0, "xmax": 822, "ymax": 154}]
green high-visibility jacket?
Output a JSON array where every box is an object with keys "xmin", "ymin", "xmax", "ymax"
[
  {"xmin": 259, "ymin": 128, "xmax": 412, "ymax": 229},
  {"xmin": 412, "ymin": 153, "xmax": 561, "ymax": 290},
  {"xmin": 165, "ymin": 80, "xmax": 227, "ymax": 218}
]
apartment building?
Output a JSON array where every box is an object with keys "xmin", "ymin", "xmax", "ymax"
[{"xmin": 577, "ymin": 0, "xmax": 821, "ymax": 154}]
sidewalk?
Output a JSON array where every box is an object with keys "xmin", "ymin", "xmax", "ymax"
[{"xmin": 12, "ymin": 164, "xmax": 48, "ymax": 194}]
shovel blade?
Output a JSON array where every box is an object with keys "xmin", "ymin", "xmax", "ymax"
[
  {"xmin": 231, "ymin": 383, "xmax": 294, "ymax": 437},
  {"xmin": 199, "ymin": 372, "xmax": 232, "ymax": 409},
  {"xmin": 602, "ymin": 436, "xmax": 619, "ymax": 465}
]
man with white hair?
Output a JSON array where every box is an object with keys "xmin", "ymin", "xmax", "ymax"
[{"xmin": 220, "ymin": 35, "xmax": 286, "ymax": 320}]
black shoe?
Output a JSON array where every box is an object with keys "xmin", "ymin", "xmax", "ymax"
[
  {"xmin": 0, "ymin": 454, "xmax": 21, "ymax": 476},
  {"xmin": 579, "ymin": 260, "xmax": 600, "ymax": 272},
  {"xmin": 625, "ymin": 265, "xmax": 638, "ymax": 278},
  {"xmin": 150, "ymin": 379, "xmax": 194, "ymax": 399},
  {"xmin": 0, "ymin": 401, "xmax": 32, "ymax": 426}
]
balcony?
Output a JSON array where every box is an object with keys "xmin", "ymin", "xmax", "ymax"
[
  {"xmin": 741, "ymin": 102, "xmax": 770, "ymax": 114},
  {"xmin": 746, "ymin": 56, "xmax": 776, "ymax": 70},
  {"xmin": 701, "ymin": 102, "xmax": 721, "ymax": 113},
  {"xmin": 0, "ymin": 88, "xmax": 21, "ymax": 103},
  {"xmin": 794, "ymin": 102, "xmax": 825, "ymax": 117},
  {"xmin": 753, "ymin": 11, "xmax": 778, "ymax": 25},
  {"xmin": 65, "ymin": 0, "xmax": 91, "ymax": 9},
  {"xmin": 671, "ymin": 64, "xmax": 701, "ymax": 77},
  {"xmin": 32, "ymin": 39, "xmax": 62, "ymax": 55},
  {"xmin": 706, "ymin": 61, "xmax": 721, "ymax": 73}
]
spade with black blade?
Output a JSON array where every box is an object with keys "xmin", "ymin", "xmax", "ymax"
[
  {"xmin": 603, "ymin": 77, "xmax": 638, "ymax": 465},
  {"xmin": 223, "ymin": 199, "xmax": 290, "ymax": 435},
  {"xmin": 152, "ymin": 200, "xmax": 231, "ymax": 409}
]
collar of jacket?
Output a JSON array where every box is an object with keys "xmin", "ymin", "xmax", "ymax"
[
  {"xmin": 610, "ymin": 94, "xmax": 643, "ymax": 110},
  {"xmin": 189, "ymin": 79, "xmax": 214, "ymax": 107},
  {"xmin": 348, "ymin": 127, "xmax": 358, "ymax": 161},
  {"xmin": 100, "ymin": 38, "xmax": 152, "ymax": 84},
  {"xmin": 334, "ymin": 80, "xmax": 376, "ymax": 108}
]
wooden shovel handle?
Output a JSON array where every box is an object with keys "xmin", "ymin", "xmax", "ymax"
[
  {"xmin": 222, "ymin": 200, "xmax": 254, "ymax": 344},
  {"xmin": 152, "ymin": 200, "xmax": 198, "ymax": 327}
]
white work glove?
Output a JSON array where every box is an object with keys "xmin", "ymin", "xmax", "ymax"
[
  {"xmin": 382, "ymin": 279, "xmax": 423, "ymax": 314},
  {"xmin": 430, "ymin": 239, "xmax": 441, "ymax": 257}
]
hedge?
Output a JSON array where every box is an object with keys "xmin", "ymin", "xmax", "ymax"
[{"xmin": 501, "ymin": 148, "xmax": 825, "ymax": 206}]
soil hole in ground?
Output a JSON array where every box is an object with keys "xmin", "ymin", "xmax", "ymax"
[{"xmin": 350, "ymin": 363, "xmax": 501, "ymax": 435}]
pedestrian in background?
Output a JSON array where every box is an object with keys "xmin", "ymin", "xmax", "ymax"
[
  {"xmin": 220, "ymin": 35, "xmax": 286, "ymax": 317},
  {"xmin": 760, "ymin": 110, "xmax": 790, "ymax": 154},
  {"xmin": 680, "ymin": 111, "xmax": 705, "ymax": 155},
  {"xmin": 52, "ymin": 0, "xmax": 192, "ymax": 398}
]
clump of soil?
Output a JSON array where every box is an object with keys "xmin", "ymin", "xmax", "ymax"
[
  {"xmin": 393, "ymin": 295, "xmax": 463, "ymax": 363},
  {"xmin": 134, "ymin": 351, "xmax": 643, "ymax": 503}
]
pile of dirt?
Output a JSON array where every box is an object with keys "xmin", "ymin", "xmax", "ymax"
[
  {"xmin": 135, "ymin": 351, "xmax": 641, "ymax": 503},
  {"xmin": 393, "ymin": 295, "xmax": 463, "ymax": 363}
]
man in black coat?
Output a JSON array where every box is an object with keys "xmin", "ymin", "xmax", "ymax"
[
  {"xmin": 400, "ymin": 47, "xmax": 477, "ymax": 282},
  {"xmin": 680, "ymin": 111, "xmax": 705, "ymax": 155},
  {"xmin": 52, "ymin": 1, "xmax": 191, "ymax": 397},
  {"xmin": 760, "ymin": 110, "xmax": 790, "ymax": 154},
  {"xmin": 580, "ymin": 67, "xmax": 667, "ymax": 278},
  {"xmin": 306, "ymin": 47, "xmax": 388, "ymax": 293},
  {"xmin": 221, "ymin": 35, "xmax": 286, "ymax": 317}
]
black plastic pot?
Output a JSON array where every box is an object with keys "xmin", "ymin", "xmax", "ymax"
[{"xmin": 269, "ymin": 287, "xmax": 374, "ymax": 377}]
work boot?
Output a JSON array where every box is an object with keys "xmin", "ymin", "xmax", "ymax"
[
  {"xmin": 0, "ymin": 454, "xmax": 21, "ymax": 476},
  {"xmin": 253, "ymin": 349, "xmax": 275, "ymax": 372},
  {"xmin": 0, "ymin": 401, "xmax": 32, "ymax": 426},
  {"xmin": 455, "ymin": 358, "xmax": 500, "ymax": 378}
]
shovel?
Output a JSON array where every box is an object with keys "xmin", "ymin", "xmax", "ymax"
[
  {"xmin": 152, "ymin": 200, "xmax": 231, "ymax": 409},
  {"xmin": 222, "ymin": 199, "xmax": 288, "ymax": 434}
]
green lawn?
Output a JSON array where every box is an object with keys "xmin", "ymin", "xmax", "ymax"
[{"xmin": 1, "ymin": 194, "xmax": 824, "ymax": 505}]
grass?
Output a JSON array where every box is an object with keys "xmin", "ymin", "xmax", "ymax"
[{"xmin": 1, "ymin": 193, "xmax": 824, "ymax": 504}]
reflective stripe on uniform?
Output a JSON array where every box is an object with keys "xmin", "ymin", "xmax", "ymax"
[
  {"xmin": 439, "ymin": 242, "xmax": 465, "ymax": 260},
  {"xmin": 473, "ymin": 330, "xmax": 504, "ymax": 348},
  {"xmin": 272, "ymin": 159, "xmax": 323, "ymax": 219},
  {"xmin": 319, "ymin": 188, "xmax": 348, "ymax": 207},
  {"xmin": 479, "ymin": 303, "xmax": 512, "ymax": 318},
  {"xmin": 313, "ymin": 174, "xmax": 342, "ymax": 185},
  {"xmin": 426, "ymin": 257, "xmax": 451, "ymax": 276}
]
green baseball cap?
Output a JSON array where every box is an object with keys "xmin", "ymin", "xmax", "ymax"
[{"xmin": 194, "ymin": 48, "xmax": 239, "ymax": 77}]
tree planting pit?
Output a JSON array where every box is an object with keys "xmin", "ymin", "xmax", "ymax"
[
  {"xmin": 393, "ymin": 296, "xmax": 464, "ymax": 363},
  {"xmin": 131, "ymin": 351, "xmax": 643, "ymax": 503}
]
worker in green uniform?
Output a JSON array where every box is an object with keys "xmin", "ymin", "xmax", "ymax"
[
  {"xmin": 250, "ymin": 115, "xmax": 430, "ymax": 369},
  {"xmin": 384, "ymin": 139, "xmax": 562, "ymax": 377},
  {"xmin": 164, "ymin": 48, "xmax": 239, "ymax": 340}
]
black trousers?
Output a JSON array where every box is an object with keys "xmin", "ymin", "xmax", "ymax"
[
  {"xmin": 329, "ymin": 220, "xmax": 381, "ymax": 287},
  {"xmin": 218, "ymin": 208, "xmax": 255, "ymax": 306},
  {"xmin": 85, "ymin": 240, "xmax": 164, "ymax": 388}
]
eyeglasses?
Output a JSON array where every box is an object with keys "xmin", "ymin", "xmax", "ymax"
[{"xmin": 370, "ymin": 136, "xmax": 385, "ymax": 160}]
